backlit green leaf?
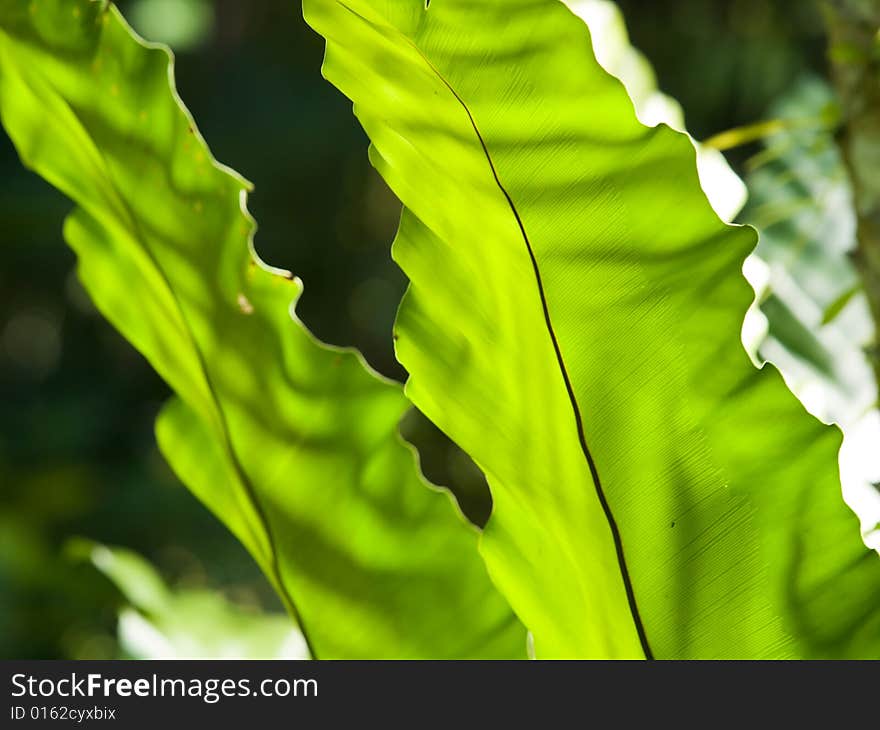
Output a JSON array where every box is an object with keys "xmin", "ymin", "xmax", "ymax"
[
  {"xmin": 304, "ymin": 0, "xmax": 880, "ymax": 658},
  {"xmin": 742, "ymin": 77, "xmax": 874, "ymax": 423}
]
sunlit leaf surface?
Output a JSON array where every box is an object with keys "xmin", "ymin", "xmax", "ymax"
[{"xmin": 305, "ymin": 0, "xmax": 880, "ymax": 657}]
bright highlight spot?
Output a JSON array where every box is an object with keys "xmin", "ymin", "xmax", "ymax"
[{"xmin": 129, "ymin": 0, "xmax": 214, "ymax": 52}]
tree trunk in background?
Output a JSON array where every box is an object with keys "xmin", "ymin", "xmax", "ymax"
[{"xmin": 823, "ymin": 0, "xmax": 880, "ymax": 385}]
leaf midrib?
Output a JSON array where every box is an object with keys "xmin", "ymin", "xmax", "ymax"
[{"xmin": 335, "ymin": 0, "xmax": 654, "ymax": 659}]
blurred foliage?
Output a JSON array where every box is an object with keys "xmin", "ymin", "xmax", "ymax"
[
  {"xmin": 129, "ymin": 0, "xmax": 215, "ymax": 52},
  {"xmin": 69, "ymin": 540, "xmax": 307, "ymax": 659},
  {"xmin": 0, "ymin": 0, "xmax": 866, "ymax": 658},
  {"xmin": 741, "ymin": 76, "xmax": 873, "ymax": 423}
]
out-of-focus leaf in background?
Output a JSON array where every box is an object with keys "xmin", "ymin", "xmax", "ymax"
[
  {"xmin": 305, "ymin": 0, "xmax": 880, "ymax": 658},
  {"xmin": 742, "ymin": 78, "xmax": 868, "ymax": 418},
  {"xmin": 69, "ymin": 540, "xmax": 307, "ymax": 659},
  {"xmin": 0, "ymin": 0, "xmax": 523, "ymax": 659},
  {"xmin": 128, "ymin": 0, "xmax": 214, "ymax": 52},
  {"xmin": 736, "ymin": 76, "xmax": 880, "ymax": 549}
]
